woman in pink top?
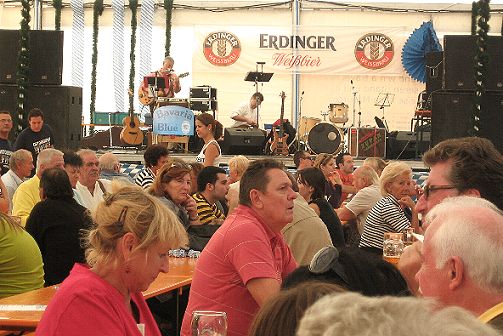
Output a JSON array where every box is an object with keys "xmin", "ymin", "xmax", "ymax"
[{"xmin": 37, "ymin": 183, "xmax": 188, "ymax": 336}]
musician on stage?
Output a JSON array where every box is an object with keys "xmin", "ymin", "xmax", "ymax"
[
  {"xmin": 230, "ymin": 92, "xmax": 264, "ymax": 128},
  {"xmin": 140, "ymin": 56, "xmax": 181, "ymax": 100}
]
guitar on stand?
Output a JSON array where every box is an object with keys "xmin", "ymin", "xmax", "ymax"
[
  {"xmin": 270, "ymin": 91, "xmax": 289, "ymax": 156},
  {"xmin": 121, "ymin": 89, "xmax": 144, "ymax": 146}
]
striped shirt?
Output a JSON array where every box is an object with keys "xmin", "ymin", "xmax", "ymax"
[
  {"xmin": 133, "ymin": 167, "xmax": 155, "ymax": 189},
  {"xmin": 192, "ymin": 192, "xmax": 225, "ymax": 225},
  {"xmin": 359, "ymin": 195, "xmax": 411, "ymax": 250}
]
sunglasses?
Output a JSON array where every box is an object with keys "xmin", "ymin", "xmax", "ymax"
[{"xmin": 418, "ymin": 184, "xmax": 457, "ymax": 199}]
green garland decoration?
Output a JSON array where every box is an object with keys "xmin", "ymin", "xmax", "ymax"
[
  {"xmin": 128, "ymin": 0, "xmax": 138, "ymax": 116},
  {"xmin": 16, "ymin": 0, "xmax": 31, "ymax": 134},
  {"xmin": 53, "ymin": 0, "xmax": 62, "ymax": 30},
  {"xmin": 471, "ymin": 0, "xmax": 490, "ymax": 136},
  {"xmin": 89, "ymin": 0, "xmax": 104, "ymax": 134},
  {"xmin": 164, "ymin": 0, "xmax": 173, "ymax": 56},
  {"xmin": 471, "ymin": 2, "xmax": 478, "ymax": 35}
]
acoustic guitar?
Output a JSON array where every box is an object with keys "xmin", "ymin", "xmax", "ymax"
[
  {"xmin": 138, "ymin": 72, "xmax": 189, "ymax": 106},
  {"xmin": 270, "ymin": 91, "xmax": 289, "ymax": 156},
  {"xmin": 120, "ymin": 90, "xmax": 144, "ymax": 146}
]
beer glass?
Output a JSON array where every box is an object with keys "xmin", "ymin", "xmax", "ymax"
[
  {"xmin": 383, "ymin": 232, "xmax": 404, "ymax": 265},
  {"xmin": 402, "ymin": 228, "xmax": 415, "ymax": 246},
  {"xmin": 191, "ymin": 311, "xmax": 227, "ymax": 336}
]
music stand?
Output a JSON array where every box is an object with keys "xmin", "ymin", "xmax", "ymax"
[
  {"xmin": 244, "ymin": 72, "xmax": 274, "ymax": 83},
  {"xmin": 374, "ymin": 92, "xmax": 394, "ymax": 131},
  {"xmin": 146, "ymin": 76, "xmax": 166, "ymax": 89}
]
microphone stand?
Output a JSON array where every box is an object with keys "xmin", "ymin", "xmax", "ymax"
[
  {"xmin": 351, "ymin": 80, "xmax": 357, "ymax": 129},
  {"xmin": 357, "ymin": 94, "xmax": 362, "ymax": 128},
  {"xmin": 296, "ymin": 91, "xmax": 305, "ymax": 150}
]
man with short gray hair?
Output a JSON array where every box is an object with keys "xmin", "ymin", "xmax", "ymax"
[
  {"xmin": 417, "ymin": 196, "xmax": 503, "ymax": 332},
  {"xmin": 76, "ymin": 149, "xmax": 111, "ymax": 212},
  {"xmin": 99, "ymin": 152, "xmax": 132, "ymax": 183},
  {"xmin": 12, "ymin": 148, "xmax": 64, "ymax": 226},
  {"xmin": 1, "ymin": 149, "xmax": 33, "ymax": 212}
]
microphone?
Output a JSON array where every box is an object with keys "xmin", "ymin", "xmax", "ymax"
[
  {"xmin": 301, "ymin": 91, "xmax": 305, "ymax": 95},
  {"xmin": 350, "ymin": 80, "xmax": 353, "ymax": 85}
]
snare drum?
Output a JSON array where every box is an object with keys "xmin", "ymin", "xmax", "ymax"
[
  {"xmin": 307, "ymin": 123, "xmax": 344, "ymax": 155},
  {"xmin": 298, "ymin": 116, "xmax": 321, "ymax": 140},
  {"xmin": 329, "ymin": 103, "xmax": 349, "ymax": 124}
]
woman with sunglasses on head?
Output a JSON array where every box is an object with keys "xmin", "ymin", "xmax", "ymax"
[
  {"xmin": 195, "ymin": 113, "xmax": 223, "ymax": 167},
  {"xmin": 148, "ymin": 159, "xmax": 201, "ymax": 229},
  {"xmin": 297, "ymin": 168, "xmax": 345, "ymax": 249},
  {"xmin": 314, "ymin": 153, "xmax": 343, "ymax": 209},
  {"xmin": 359, "ymin": 161, "xmax": 420, "ymax": 255},
  {"xmin": 37, "ymin": 183, "xmax": 188, "ymax": 335}
]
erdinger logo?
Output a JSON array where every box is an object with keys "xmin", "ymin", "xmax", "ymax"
[
  {"xmin": 203, "ymin": 32, "xmax": 241, "ymax": 66},
  {"xmin": 354, "ymin": 33, "xmax": 394, "ymax": 69}
]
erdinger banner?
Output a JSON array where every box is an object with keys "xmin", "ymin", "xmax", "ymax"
[{"xmin": 194, "ymin": 26, "xmax": 408, "ymax": 75}]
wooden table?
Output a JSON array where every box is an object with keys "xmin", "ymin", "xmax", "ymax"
[{"xmin": 0, "ymin": 257, "xmax": 196, "ymax": 332}]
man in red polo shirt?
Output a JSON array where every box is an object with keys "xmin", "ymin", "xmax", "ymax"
[
  {"xmin": 181, "ymin": 159, "xmax": 298, "ymax": 336},
  {"xmin": 335, "ymin": 151, "xmax": 356, "ymax": 206}
]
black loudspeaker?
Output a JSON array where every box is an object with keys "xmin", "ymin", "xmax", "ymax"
[
  {"xmin": 222, "ymin": 128, "xmax": 265, "ymax": 155},
  {"xmin": 443, "ymin": 35, "xmax": 503, "ymax": 91},
  {"xmin": 426, "ymin": 51, "xmax": 443, "ymax": 95},
  {"xmin": 386, "ymin": 131, "xmax": 431, "ymax": 160},
  {"xmin": 0, "ymin": 85, "xmax": 82, "ymax": 149},
  {"xmin": 0, "ymin": 30, "xmax": 64, "ymax": 85},
  {"xmin": 431, "ymin": 91, "xmax": 503, "ymax": 152}
]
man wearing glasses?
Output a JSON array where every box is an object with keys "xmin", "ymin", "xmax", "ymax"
[
  {"xmin": 398, "ymin": 136, "xmax": 503, "ymax": 294},
  {"xmin": 293, "ymin": 150, "xmax": 314, "ymax": 171}
]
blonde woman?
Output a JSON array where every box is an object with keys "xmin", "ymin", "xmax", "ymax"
[{"xmin": 37, "ymin": 183, "xmax": 188, "ymax": 335}]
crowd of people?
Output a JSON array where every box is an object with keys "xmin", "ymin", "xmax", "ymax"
[{"xmin": 0, "ymin": 102, "xmax": 502, "ymax": 336}]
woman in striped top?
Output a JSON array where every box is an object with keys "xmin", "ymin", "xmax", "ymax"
[{"xmin": 359, "ymin": 161, "xmax": 419, "ymax": 255}]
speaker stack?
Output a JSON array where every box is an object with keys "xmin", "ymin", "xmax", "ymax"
[
  {"xmin": 0, "ymin": 29, "xmax": 83, "ymax": 149},
  {"xmin": 429, "ymin": 35, "xmax": 503, "ymax": 152}
]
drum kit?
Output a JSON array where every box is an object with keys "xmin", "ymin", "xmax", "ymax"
[{"xmin": 298, "ymin": 103, "xmax": 349, "ymax": 155}]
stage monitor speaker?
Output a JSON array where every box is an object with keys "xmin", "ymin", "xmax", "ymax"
[
  {"xmin": 0, "ymin": 85, "xmax": 82, "ymax": 149},
  {"xmin": 386, "ymin": 131, "xmax": 431, "ymax": 160},
  {"xmin": 222, "ymin": 128, "xmax": 265, "ymax": 155},
  {"xmin": 431, "ymin": 91, "xmax": 503, "ymax": 152},
  {"xmin": 0, "ymin": 29, "xmax": 64, "ymax": 85},
  {"xmin": 348, "ymin": 127, "xmax": 386, "ymax": 158},
  {"xmin": 426, "ymin": 51, "xmax": 443, "ymax": 95},
  {"xmin": 443, "ymin": 35, "xmax": 503, "ymax": 91}
]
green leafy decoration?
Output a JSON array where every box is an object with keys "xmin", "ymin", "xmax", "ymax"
[
  {"xmin": 53, "ymin": 0, "xmax": 62, "ymax": 30},
  {"xmin": 128, "ymin": 0, "xmax": 138, "ymax": 115},
  {"xmin": 471, "ymin": 0, "xmax": 490, "ymax": 136},
  {"xmin": 16, "ymin": 0, "xmax": 31, "ymax": 134},
  {"xmin": 164, "ymin": 0, "xmax": 173, "ymax": 56},
  {"xmin": 90, "ymin": 0, "xmax": 105, "ymax": 134}
]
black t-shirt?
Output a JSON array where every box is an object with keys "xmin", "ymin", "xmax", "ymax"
[
  {"xmin": 310, "ymin": 197, "xmax": 345, "ymax": 249},
  {"xmin": 0, "ymin": 138, "xmax": 13, "ymax": 175},
  {"xmin": 14, "ymin": 124, "xmax": 54, "ymax": 165}
]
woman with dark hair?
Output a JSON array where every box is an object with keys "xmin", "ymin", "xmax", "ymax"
[
  {"xmin": 26, "ymin": 168, "xmax": 93, "ymax": 286},
  {"xmin": 297, "ymin": 168, "xmax": 345, "ymax": 249},
  {"xmin": 282, "ymin": 246, "xmax": 411, "ymax": 297},
  {"xmin": 195, "ymin": 113, "xmax": 223, "ymax": 167},
  {"xmin": 313, "ymin": 153, "xmax": 343, "ymax": 208}
]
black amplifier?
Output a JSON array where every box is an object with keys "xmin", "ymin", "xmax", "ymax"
[{"xmin": 190, "ymin": 86, "xmax": 217, "ymax": 99}]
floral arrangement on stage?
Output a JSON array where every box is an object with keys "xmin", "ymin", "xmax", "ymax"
[
  {"xmin": 128, "ymin": 0, "xmax": 138, "ymax": 115},
  {"xmin": 90, "ymin": 0, "xmax": 105, "ymax": 134},
  {"xmin": 16, "ymin": 0, "xmax": 31, "ymax": 133},
  {"xmin": 53, "ymin": 0, "xmax": 62, "ymax": 30},
  {"xmin": 164, "ymin": 0, "xmax": 173, "ymax": 56}
]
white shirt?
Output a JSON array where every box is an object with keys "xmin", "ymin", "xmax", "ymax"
[
  {"xmin": 76, "ymin": 179, "xmax": 111, "ymax": 212},
  {"xmin": 230, "ymin": 101, "xmax": 258, "ymax": 128},
  {"xmin": 1, "ymin": 169, "xmax": 24, "ymax": 213},
  {"xmin": 345, "ymin": 184, "xmax": 382, "ymax": 234},
  {"xmin": 195, "ymin": 140, "xmax": 221, "ymax": 167}
]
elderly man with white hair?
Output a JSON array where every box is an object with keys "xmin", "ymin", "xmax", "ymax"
[
  {"xmin": 1, "ymin": 149, "xmax": 33, "ymax": 212},
  {"xmin": 76, "ymin": 149, "xmax": 111, "ymax": 212},
  {"xmin": 416, "ymin": 196, "xmax": 503, "ymax": 332},
  {"xmin": 12, "ymin": 148, "xmax": 65, "ymax": 226},
  {"xmin": 297, "ymin": 292, "xmax": 500, "ymax": 336}
]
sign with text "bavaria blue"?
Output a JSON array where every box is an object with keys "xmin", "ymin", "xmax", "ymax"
[{"xmin": 153, "ymin": 105, "xmax": 194, "ymax": 136}]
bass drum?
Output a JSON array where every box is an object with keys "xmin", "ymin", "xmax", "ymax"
[{"xmin": 307, "ymin": 123, "xmax": 344, "ymax": 154}]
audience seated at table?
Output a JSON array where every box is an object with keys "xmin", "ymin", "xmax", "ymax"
[
  {"xmin": 296, "ymin": 167, "xmax": 345, "ymax": 249},
  {"xmin": 36, "ymin": 183, "xmax": 188, "ymax": 335},
  {"xmin": 62, "ymin": 150, "xmax": 85, "ymax": 206},
  {"xmin": 363, "ymin": 156, "xmax": 388, "ymax": 176},
  {"xmin": 1, "ymin": 149, "xmax": 33, "ymax": 213},
  {"xmin": 188, "ymin": 161, "xmax": 204, "ymax": 195},
  {"xmin": 0, "ymin": 213, "xmax": 43, "ymax": 298},
  {"xmin": 75, "ymin": 149, "xmax": 111, "ymax": 212},
  {"xmin": 283, "ymin": 246, "xmax": 410, "ymax": 297},
  {"xmin": 249, "ymin": 281, "xmax": 345, "ymax": 336},
  {"xmin": 359, "ymin": 161, "xmax": 419, "ymax": 255},
  {"xmin": 133, "ymin": 144, "xmax": 169, "ymax": 190},
  {"xmin": 25, "ymin": 168, "xmax": 93, "ymax": 286},
  {"xmin": 99, "ymin": 152, "xmax": 134, "ymax": 183},
  {"xmin": 297, "ymin": 292, "xmax": 500, "ymax": 336},
  {"xmin": 313, "ymin": 153, "xmax": 342, "ymax": 209}
]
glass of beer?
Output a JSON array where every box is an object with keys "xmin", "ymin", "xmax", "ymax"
[
  {"xmin": 402, "ymin": 228, "xmax": 415, "ymax": 246},
  {"xmin": 191, "ymin": 311, "xmax": 227, "ymax": 336},
  {"xmin": 383, "ymin": 232, "xmax": 404, "ymax": 265}
]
